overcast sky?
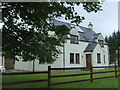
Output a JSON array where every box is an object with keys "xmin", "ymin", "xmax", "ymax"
[
  {"xmin": 78, "ymin": 2, "xmax": 118, "ymax": 37},
  {"xmin": 0, "ymin": 2, "xmax": 118, "ymax": 38},
  {"xmin": 58, "ymin": 2, "xmax": 118, "ymax": 37}
]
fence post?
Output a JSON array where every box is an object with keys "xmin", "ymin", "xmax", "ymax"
[
  {"xmin": 48, "ymin": 66, "xmax": 51, "ymax": 88},
  {"xmin": 90, "ymin": 65, "xmax": 93, "ymax": 82},
  {"xmin": 115, "ymin": 62, "xmax": 117, "ymax": 78}
]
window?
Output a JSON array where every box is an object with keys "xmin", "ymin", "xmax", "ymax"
[
  {"xmin": 39, "ymin": 57, "xmax": 54, "ymax": 64},
  {"xmin": 97, "ymin": 53, "xmax": 101, "ymax": 63},
  {"xmin": 98, "ymin": 40, "xmax": 104, "ymax": 47},
  {"xmin": 76, "ymin": 53, "xmax": 80, "ymax": 64},
  {"xmin": 39, "ymin": 57, "xmax": 46, "ymax": 64},
  {"xmin": 70, "ymin": 53, "xmax": 80, "ymax": 64},
  {"xmin": 70, "ymin": 35, "xmax": 79, "ymax": 44},
  {"xmin": 70, "ymin": 53, "xmax": 74, "ymax": 64},
  {"xmin": 104, "ymin": 55, "xmax": 105, "ymax": 63}
]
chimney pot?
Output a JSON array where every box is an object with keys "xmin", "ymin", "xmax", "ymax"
[{"xmin": 88, "ymin": 22, "xmax": 93, "ymax": 30}]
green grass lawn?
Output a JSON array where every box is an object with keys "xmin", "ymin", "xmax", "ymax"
[{"xmin": 2, "ymin": 68, "xmax": 120, "ymax": 88}]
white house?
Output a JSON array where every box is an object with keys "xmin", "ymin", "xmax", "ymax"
[{"xmin": 15, "ymin": 20, "xmax": 109, "ymax": 71}]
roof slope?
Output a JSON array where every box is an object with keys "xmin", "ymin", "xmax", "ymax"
[
  {"xmin": 52, "ymin": 19, "xmax": 98, "ymax": 42},
  {"xmin": 93, "ymin": 33, "xmax": 101, "ymax": 39},
  {"xmin": 51, "ymin": 19, "xmax": 106, "ymax": 52},
  {"xmin": 79, "ymin": 26, "xmax": 96, "ymax": 41},
  {"xmin": 51, "ymin": 19, "xmax": 72, "ymax": 29},
  {"xmin": 84, "ymin": 43, "xmax": 97, "ymax": 52}
]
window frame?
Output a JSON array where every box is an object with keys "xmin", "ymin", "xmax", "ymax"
[
  {"xmin": 97, "ymin": 53, "xmax": 101, "ymax": 63},
  {"xmin": 70, "ymin": 35, "xmax": 79, "ymax": 44},
  {"xmin": 70, "ymin": 53, "xmax": 74, "ymax": 64},
  {"xmin": 104, "ymin": 55, "xmax": 105, "ymax": 63},
  {"xmin": 76, "ymin": 53, "xmax": 80, "ymax": 64},
  {"xmin": 98, "ymin": 40, "xmax": 104, "ymax": 47}
]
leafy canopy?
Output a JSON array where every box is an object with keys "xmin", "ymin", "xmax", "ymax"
[
  {"xmin": 2, "ymin": 2, "xmax": 102, "ymax": 62},
  {"xmin": 105, "ymin": 31, "xmax": 120, "ymax": 64}
]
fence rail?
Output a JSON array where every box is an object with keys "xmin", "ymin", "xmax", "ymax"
[
  {"xmin": 3, "ymin": 79, "xmax": 48, "ymax": 85},
  {"xmin": 2, "ymin": 65, "xmax": 120, "ymax": 88},
  {"xmin": 2, "ymin": 71, "xmax": 48, "ymax": 86},
  {"xmin": 48, "ymin": 64, "xmax": 120, "ymax": 87},
  {"xmin": 51, "ymin": 70, "xmax": 120, "ymax": 78},
  {"xmin": 50, "ymin": 75, "xmax": 120, "ymax": 86},
  {"xmin": 2, "ymin": 71, "xmax": 48, "ymax": 75}
]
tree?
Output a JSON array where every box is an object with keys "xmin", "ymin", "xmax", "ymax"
[
  {"xmin": 105, "ymin": 31, "xmax": 120, "ymax": 64},
  {"xmin": 2, "ymin": 2, "xmax": 102, "ymax": 63}
]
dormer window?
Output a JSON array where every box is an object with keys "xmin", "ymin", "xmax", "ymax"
[
  {"xmin": 70, "ymin": 35, "xmax": 79, "ymax": 44},
  {"xmin": 98, "ymin": 40, "xmax": 104, "ymax": 47}
]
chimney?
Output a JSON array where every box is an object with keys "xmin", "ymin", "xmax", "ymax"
[{"xmin": 88, "ymin": 22, "xmax": 93, "ymax": 30}]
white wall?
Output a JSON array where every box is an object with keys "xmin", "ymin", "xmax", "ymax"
[
  {"xmin": 92, "ymin": 44, "xmax": 109, "ymax": 66},
  {"xmin": 97, "ymin": 34, "xmax": 104, "ymax": 41},
  {"xmin": 95, "ymin": 34, "xmax": 105, "ymax": 42},
  {"xmin": 15, "ymin": 42, "xmax": 109, "ymax": 71},
  {"xmin": 15, "ymin": 27, "xmax": 109, "ymax": 71},
  {"xmin": 0, "ymin": 54, "xmax": 4, "ymax": 66},
  {"xmin": 64, "ymin": 40, "xmax": 88, "ymax": 68},
  {"xmin": 0, "ymin": 54, "xmax": 2, "ymax": 66},
  {"xmin": 64, "ymin": 28, "xmax": 88, "ymax": 67},
  {"xmin": 15, "ymin": 56, "xmax": 33, "ymax": 71},
  {"xmin": 33, "ymin": 48, "xmax": 64, "ymax": 71},
  {"xmin": 15, "ymin": 47, "xmax": 64, "ymax": 71}
]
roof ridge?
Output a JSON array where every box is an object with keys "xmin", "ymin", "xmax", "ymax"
[
  {"xmin": 53, "ymin": 19, "xmax": 98, "ymax": 33},
  {"xmin": 79, "ymin": 25, "xmax": 91, "ymax": 30},
  {"xmin": 53, "ymin": 19, "xmax": 98, "ymax": 34},
  {"xmin": 53, "ymin": 19, "xmax": 89, "ymax": 29},
  {"xmin": 93, "ymin": 33, "xmax": 101, "ymax": 35}
]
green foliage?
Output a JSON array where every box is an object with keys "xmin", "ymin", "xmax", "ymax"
[
  {"xmin": 105, "ymin": 31, "xmax": 120, "ymax": 64},
  {"xmin": 2, "ymin": 2, "xmax": 102, "ymax": 62}
]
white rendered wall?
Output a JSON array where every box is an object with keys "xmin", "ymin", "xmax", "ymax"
[
  {"xmin": 64, "ymin": 40, "xmax": 88, "ymax": 68},
  {"xmin": 0, "ymin": 55, "xmax": 2, "ymax": 66},
  {"xmin": 95, "ymin": 33, "xmax": 105, "ymax": 43},
  {"xmin": 97, "ymin": 34, "xmax": 104, "ymax": 41},
  {"xmin": 33, "ymin": 47, "xmax": 64, "ymax": 71},
  {"xmin": 92, "ymin": 44, "xmax": 109, "ymax": 67},
  {"xmin": 0, "ymin": 54, "xmax": 4, "ymax": 66},
  {"xmin": 15, "ymin": 28, "xmax": 109, "ymax": 71},
  {"xmin": 15, "ymin": 47, "xmax": 64, "ymax": 71},
  {"xmin": 64, "ymin": 28, "xmax": 88, "ymax": 68},
  {"xmin": 15, "ymin": 56, "xmax": 33, "ymax": 71}
]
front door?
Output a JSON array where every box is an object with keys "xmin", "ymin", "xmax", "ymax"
[{"xmin": 86, "ymin": 54, "xmax": 91, "ymax": 68}]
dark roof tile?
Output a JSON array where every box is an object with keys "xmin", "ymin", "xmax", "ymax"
[
  {"xmin": 84, "ymin": 43, "xmax": 97, "ymax": 52},
  {"xmin": 52, "ymin": 19, "xmax": 100, "ymax": 42}
]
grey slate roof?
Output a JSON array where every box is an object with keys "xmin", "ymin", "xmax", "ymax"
[
  {"xmin": 84, "ymin": 43, "xmax": 97, "ymax": 52},
  {"xmin": 79, "ymin": 26, "xmax": 96, "ymax": 41},
  {"xmin": 52, "ymin": 19, "xmax": 99, "ymax": 42},
  {"xmin": 93, "ymin": 33, "xmax": 101, "ymax": 39},
  {"xmin": 51, "ymin": 19, "xmax": 72, "ymax": 29},
  {"xmin": 52, "ymin": 19, "xmax": 105, "ymax": 52}
]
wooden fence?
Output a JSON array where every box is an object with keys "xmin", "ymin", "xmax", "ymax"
[
  {"xmin": 2, "ymin": 71, "xmax": 48, "ymax": 86},
  {"xmin": 2, "ymin": 65, "xmax": 120, "ymax": 88},
  {"xmin": 48, "ymin": 65, "xmax": 120, "ymax": 87}
]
